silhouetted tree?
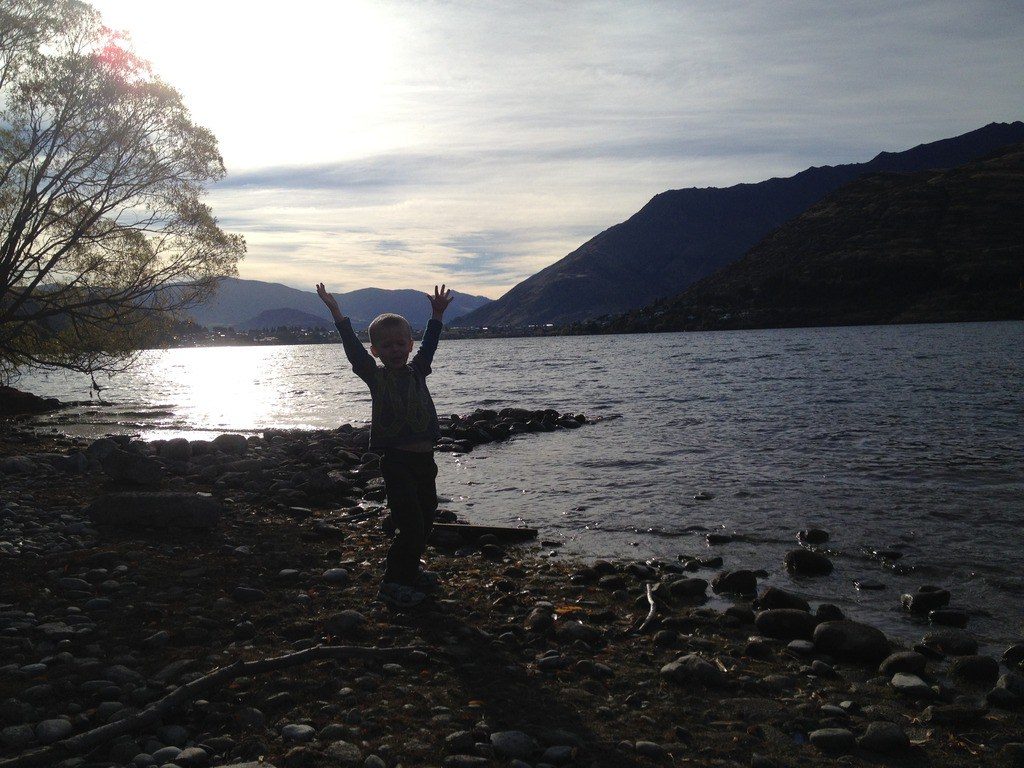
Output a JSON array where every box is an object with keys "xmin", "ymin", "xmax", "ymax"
[{"xmin": 0, "ymin": 0, "xmax": 244, "ymax": 383}]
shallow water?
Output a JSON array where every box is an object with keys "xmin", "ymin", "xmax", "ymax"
[{"xmin": 18, "ymin": 321, "xmax": 1024, "ymax": 647}]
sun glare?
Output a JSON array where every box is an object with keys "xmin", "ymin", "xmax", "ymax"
[{"xmin": 89, "ymin": 0, "xmax": 400, "ymax": 168}]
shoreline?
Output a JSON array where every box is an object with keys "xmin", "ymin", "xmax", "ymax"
[{"xmin": 1, "ymin": 415, "xmax": 1023, "ymax": 767}]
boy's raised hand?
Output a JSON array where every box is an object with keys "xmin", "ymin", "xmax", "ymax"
[
  {"xmin": 316, "ymin": 282, "xmax": 343, "ymax": 320},
  {"xmin": 428, "ymin": 284, "xmax": 453, "ymax": 320}
]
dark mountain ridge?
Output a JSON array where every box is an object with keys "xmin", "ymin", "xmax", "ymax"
[
  {"xmin": 603, "ymin": 143, "xmax": 1024, "ymax": 332},
  {"xmin": 455, "ymin": 121, "xmax": 1024, "ymax": 328},
  {"xmin": 187, "ymin": 278, "xmax": 491, "ymax": 331}
]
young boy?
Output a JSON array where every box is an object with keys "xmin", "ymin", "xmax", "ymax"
[{"xmin": 316, "ymin": 282, "xmax": 453, "ymax": 608}]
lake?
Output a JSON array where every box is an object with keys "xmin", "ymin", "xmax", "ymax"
[{"xmin": 17, "ymin": 321, "xmax": 1024, "ymax": 647}]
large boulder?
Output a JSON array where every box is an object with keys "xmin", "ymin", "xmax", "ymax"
[
  {"xmin": 754, "ymin": 609, "xmax": 818, "ymax": 641},
  {"xmin": 813, "ymin": 620, "xmax": 890, "ymax": 663},
  {"xmin": 86, "ymin": 492, "xmax": 222, "ymax": 530}
]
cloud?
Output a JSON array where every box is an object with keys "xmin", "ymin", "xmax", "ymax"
[{"xmin": 101, "ymin": 0, "xmax": 1023, "ymax": 298}]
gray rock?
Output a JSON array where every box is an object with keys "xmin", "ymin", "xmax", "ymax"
[
  {"xmin": 175, "ymin": 746, "xmax": 208, "ymax": 767},
  {"xmin": 324, "ymin": 610, "xmax": 364, "ymax": 636},
  {"xmin": 281, "ymin": 724, "xmax": 316, "ymax": 743},
  {"xmin": 666, "ymin": 577, "xmax": 708, "ymax": 598},
  {"xmin": 524, "ymin": 607, "xmax": 554, "ymax": 632},
  {"xmin": 327, "ymin": 741, "xmax": 364, "ymax": 765},
  {"xmin": 890, "ymin": 673, "xmax": 933, "ymax": 698},
  {"xmin": 444, "ymin": 731, "xmax": 477, "ymax": 753},
  {"xmin": 756, "ymin": 586, "xmax": 810, "ymax": 612},
  {"xmin": 712, "ymin": 570, "xmax": 757, "ymax": 595},
  {"xmin": 321, "ymin": 568, "xmax": 349, "ymax": 584},
  {"xmin": 363, "ymin": 756, "xmax": 387, "ymax": 768},
  {"xmin": 558, "ymin": 620, "xmax": 601, "ymax": 644},
  {"xmin": 87, "ymin": 492, "xmax": 221, "ymax": 530},
  {"xmin": 490, "ymin": 730, "xmax": 538, "ymax": 759},
  {"xmin": 813, "ymin": 620, "xmax": 890, "ymax": 663},
  {"xmin": 635, "ymin": 741, "xmax": 668, "ymax": 759},
  {"xmin": 879, "ymin": 651, "xmax": 927, "ymax": 675},
  {"xmin": 158, "ymin": 724, "xmax": 189, "ymax": 747},
  {"xmin": 785, "ymin": 548, "xmax": 833, "ymax": 576},
  {"xmin": 212, "ymin": 434, "xmax": 248, "ymax": 455},
  {"xmin": 922, "ymin": 629, "xmax": 978, "ymax": 656},
  {"xmin": 808, "ymin": 728, "xmax": 854, "ymax": 753},
  {"xmin": 35, "ymin": 718, "xmax": 73, "ymax": 744},
  {"xmin": 152, "ymin": 746, "xmax": 181, "ymax": 763},
  {"xmin": 660, "ymin": 653, "xmax": 726, "ymax": 687},
  {"xmin": 856, "ymin": 721, "xmax": 909, "ymax": 754},
  {"xmin": 754, "ymin": 609, "xmax": 818, "ymax": 641},
  {"xmin": 949, "ymin": 655, "xmax": 1000, "ymax": 686},
  {"xmin": 540, "ymin": 744, "xmax": 576, "ymax": 764},
  {"xmin": 901, "ymin": 586, "xmax": 950, "ymax": 614},
  {"xmin": 1, "ymin": 724, "xmax": 36, "ymax": 748},
  {"xmin": 160, "ymin": 439, "xmax": 192, "ymax": 461}
]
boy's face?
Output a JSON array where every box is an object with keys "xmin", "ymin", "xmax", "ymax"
[{"xmin": 370, "ymin": 326, "xmax": 414, "ymax": 369}]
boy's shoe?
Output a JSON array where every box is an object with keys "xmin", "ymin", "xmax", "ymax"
[
  {"xmin": 414, "ymin": 568, "xmax": 440, "ymax": 593},
  {"xmin": 377, "ymin": 581, "xmax": 426, "ymax": 609}
]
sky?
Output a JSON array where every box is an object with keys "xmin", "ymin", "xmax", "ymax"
[{"xmin": 89, "ymin": 0, "xmax": 1024, "ymax": 299}]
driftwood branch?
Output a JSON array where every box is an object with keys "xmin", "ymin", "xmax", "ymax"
[
  {"xmin": 0, "ymin": 644, "xmax": 423, "ymax": 768},
  {"xmin": 633, "ymin": 582, "xmax": 660, "ymax": 634}
]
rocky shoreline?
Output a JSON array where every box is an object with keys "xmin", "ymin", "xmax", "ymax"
[{"xmin": 1, "ymin": 409, "xmax": 1023, "ymax": 768}]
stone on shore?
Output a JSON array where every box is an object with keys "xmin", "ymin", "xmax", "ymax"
[
  {"xmin": 890, "ymin": 673, "xmax": 933, "ymax": 698},
  {"xmin": 856, "ymin": 721, "xmax": 909, "ymax": 754},
  {"xmin": 921, "ymin": 629, "xmax": 978, "ymax": 656},
  {"xmin": 86, "ymin": 492, "xmax": 222, "ymax": 529},
  {"xmin": 949, "ymin": 655, "xmax": 1000, "ymax": 687},
  {"xmin": 755, "ymin": 586, "xmax": 810, "ymax": 612},
  {"xmin": 879, "ymin": 651, "xmax": 927, "ymax": 675},
  {"xmin": 754, "ymin": 609, "xmax": 818, "ymax": 641},
  {"xmin": 490, "ymin": 731, "xmax": 538, "ymax": 759},
  {"xmin": 784, "ymin": 548, "xmax": 833, "ymax": 576},
  {"xmin": 711, "ymin": 570, "xmax": 757, "ymax": 595},
  {"xmin": 809, "ymin": 728, "xmax": 854, "ymax": 753},
  {"xmin": 660, "ymin": 653, "xmax": 726, "ymax": 687},
  {"xmin": 213, "ymin": 433, "xmax": 249, "ymax": 455},
  {"xmin": 813, "ymin": 620, "xmax": 890, "ymax": 663},
  {"xmin": 902, "ymin": 586, "xmax": 951, "ymax": 614}
]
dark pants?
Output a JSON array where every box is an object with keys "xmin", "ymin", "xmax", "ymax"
[{"xmin": 380, "ymin": 449, "xmax": 438, "ymax": 585}]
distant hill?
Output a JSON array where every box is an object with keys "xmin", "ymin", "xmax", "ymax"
[
  {"xmin": 234, "ymin": 308, "xmax": 335, "ymax": 332},
  {"xmin": 186, "ymin": 278, "xmax": 492, "ymax": 330},
  {"xmin": 601, "ymin": 143, "xmax": 1024, "ymax": 332},
  {"xmin": 454, "ymin": 121, "xmax": 1024, "ymax": 328}
]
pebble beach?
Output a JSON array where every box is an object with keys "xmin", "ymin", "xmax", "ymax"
[{"xmin": 1, "ymin": 406, "xmax": 1023, "ymax": 768}]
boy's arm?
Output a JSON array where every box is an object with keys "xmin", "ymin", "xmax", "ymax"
[
  {"xmin": 317, "ymin": 283, "xmax": 375, "ymax": 379},
  {"xmin": 410, "ymin": 284, "xmax": 453, "ymax": 375}
]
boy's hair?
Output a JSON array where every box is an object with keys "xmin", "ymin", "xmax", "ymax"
[{"xmin": 368, "ymin": 313, "xmax": 412, "ymax": 345}]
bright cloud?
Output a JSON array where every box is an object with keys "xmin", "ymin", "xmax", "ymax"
[{"xmin": 90, "ymin": 0, "xmax": 1024, "ymax": 297}]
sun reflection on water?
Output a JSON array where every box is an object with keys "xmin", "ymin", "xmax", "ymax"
[{"xmin": 146, "ymin": 345, "xmax": 323, "ymax": 438}]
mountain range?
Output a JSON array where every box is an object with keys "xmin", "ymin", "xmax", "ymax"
[
  {"xmin": 454, "ymin": 121, "xmax": 1024, "ymax": 328},
  {"xmin": 599, "ymin": 143, "xmax": 1024, "ymax": 332},
  {"xmin": 185, "ymin": 279, "xmax": 492, "ymax": 331}
]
